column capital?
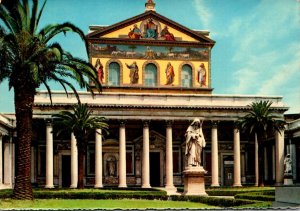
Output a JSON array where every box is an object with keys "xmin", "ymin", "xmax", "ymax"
[
  {"xmin": 165, "ymin": 120, "xmax": 173, "ymax": 127},
  {"xmin": 143, "ymin": 120, "xmax": 150, "ymax": 128},
  {"xmin": 211, "ymin": 121, "xmax": 219, "ymax": 128},
  {"xmin": 118, "ymin": 120, "xmax": 127, "ymax": 126},
  {"xmin": 45, "ymin": 119, "xmax": 53, "ymax": 126}
]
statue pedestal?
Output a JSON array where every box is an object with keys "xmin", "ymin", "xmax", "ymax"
[
  {"xmin": 284, "ymin": 174, "xmax": 293, "ymax": 186},
  {"xmin": 182, "ymin": 166, "xmax": 207, "ymax": 196}
]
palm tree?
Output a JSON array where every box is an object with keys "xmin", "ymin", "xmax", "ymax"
[
  {"xmin": 0, "ymin": 0, "xmax": 101, "ymax": 199},
  {"xmin": 237, "ymin": 100, "xmax": 286, "ymax": 186},
  {"xmin": 53, "ymin": 103, "xmax": 108, "ymax": 189}
]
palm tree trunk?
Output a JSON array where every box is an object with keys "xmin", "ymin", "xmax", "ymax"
[
  {"xmin": 12, "ymin": 86, "xmax": 35, "ymax": 199},
  {"xmin": 258, "ymin": 141, "xmax": 265, "ymax": 187},
  {"xmin": 78, "ymin": 146, "xmax": 84, "ymax": 189}
]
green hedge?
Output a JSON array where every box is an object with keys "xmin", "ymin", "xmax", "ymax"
[
  {"xmin": 170, "ymin": 195, "xmax": 254, "ymax": 207},
  {"xmin": 206, "ymin": 188, "xmax": 275, "ymax": 196},
  {"xmin": 0, "ymin": 188, "xmax": 167, "ymax": 200},
  {"xmin": 235, "ymin": 191, "xmax": 275, "ymax": 202}
]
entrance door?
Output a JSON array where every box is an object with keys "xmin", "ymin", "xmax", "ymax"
[
  {"xmin": 224, "ymin": 166, "xmax": 233, "ymax": 186},
  {"xmin": 223, "ymin": 155, "xmax": 234, "ymax": 186},
  {"xmin": 150, "ymin": 152, "xmax": 161, "ymax": 187},
  {"xmin": 62, "ymin": 155, "xmax": 71, "ymax": 187}
]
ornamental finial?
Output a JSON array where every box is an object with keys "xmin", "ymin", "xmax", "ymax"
[{"xmin": 145, "ymin": 0, "xmax": 156, "ymax": 12}]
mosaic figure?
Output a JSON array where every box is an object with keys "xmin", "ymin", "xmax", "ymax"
[
  {"xmin": 95, "ymin": 58, "xmax": 104, "ymax": 83},
  {"xmin": 128, "ymin": 24, "xmax": 142, "ymax": 39},
  {"xmin": 197, "ymin": 63, "xmax": 206, "ymax": 87},
  {"xmin": 160, "ymin": 25, "xmax": 175, "ymax": 41},
  {"xmin": 144, "ymin": 18, "xmax": 157, "ymax": 38},
  {"xmin": 165, "ymin": 62, "xmax": 175, "ymax": 85},
  {"xmin": 126, "ymin": 61, "xmax": 139, "ymax": 84}
]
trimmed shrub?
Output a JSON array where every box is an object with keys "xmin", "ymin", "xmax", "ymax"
[
  {"xmin": 235, "ymin": 191, "xmax": 275, "ymax": 202},
  {"xmin": 170, "ymin": 195, "xmax": 254, "ymax": 207},
  {"xmin": 32, "ymin": 189, "xmax": 168, "ymax": 200}
]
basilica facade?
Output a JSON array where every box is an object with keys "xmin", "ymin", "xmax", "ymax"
[{"xmin": 1, "ymin": 1, "xmax": 299, "ymax": 190}]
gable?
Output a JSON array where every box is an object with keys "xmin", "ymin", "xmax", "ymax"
[
  {"xmin": 101, "ymin": 19, "xmax": 199, "ymax": 42},
  {"xmin": 87, "ymin": 11, "xmax": 215, "ymax": 45}
]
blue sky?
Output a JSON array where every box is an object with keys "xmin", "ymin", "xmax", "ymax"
[{"xmin": 0, "ymin": 0, "xmax": 299, "ymax": 113}]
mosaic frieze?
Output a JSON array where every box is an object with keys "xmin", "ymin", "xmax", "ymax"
[{"xmin": 90, "ymin": 43, "xmax": 209, "ymax": 61}]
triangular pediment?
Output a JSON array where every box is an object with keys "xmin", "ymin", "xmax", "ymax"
[
  {"xmin": 87, "ymin": 11, "xmax": 215, "ymax": 45},
  {"xmin": 133, "ymin": 130, "xmax": 165, "ymax": 148}
]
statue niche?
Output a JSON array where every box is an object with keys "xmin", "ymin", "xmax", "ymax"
[{"xmin": 106, "ymin": 155, "xmax": 117, "ymax": 177}]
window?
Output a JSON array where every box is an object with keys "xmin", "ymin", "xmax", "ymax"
[
  {"xmin": 181, "ymin": 64, "xmax": 192, "ymax": 87},
  {"xmin": 173, "ymin": 147, "xmax": 181, "ymax": 174},
  {"xmin": 87, "ymin": 145, "xmax": 95, "ymax": 175},
  {"xmin": 144, "ymin": 63, "xmax": 157, "ymax": 87},
  {"xmin": 126, "ymin": 146, "xmax": 134, "ymax": 175},
  {"xmin": 38, "ymin": 146, "xmax": 46, "ymax": 177},
  {"xmin": 108, "ymin": 62, "xmax": 120, "ymax": 86}
]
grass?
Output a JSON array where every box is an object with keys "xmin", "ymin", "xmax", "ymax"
[
  {"xmin": 0, "ymin": 199, "xmax": 219, "ymax": 209},
  {"xmin": 0, "ymin": 187, "xmax": 276, "ymax": 209}
]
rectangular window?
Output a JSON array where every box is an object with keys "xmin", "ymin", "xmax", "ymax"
[
  {"xmin": 126, "ymin": 146, "xmax": 134, "ymax": 175},
  {"xmin": 173, "ymin": 146, "xmax": 181, "ymax": 174},
  {"xmin": 87, "ymin": 145, "xmax": 95, "ymax": 175},
  {"xmin": 204, "ymin": 151, "xmax": 211, "ymax": 175},
  {"xmin": 38, "ymin": 145, "xmax": 46, "ymax": 177}
]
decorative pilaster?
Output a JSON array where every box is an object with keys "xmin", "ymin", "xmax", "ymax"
[
  {"xmin": 165, "ymin": 121, "xmax": 176, "ymax": 193},
  {"xmin": 275, "ymin": 129, "xmax": 284, "ymax": 185},
  {"xmin": 233, "ymin": 127, "xmax": 242, "ymax": 187},
  {"xmin": 142, "ymin": 121, "xmax": 151, "ymax": 188},
  {"xmin": 94, "ymin": 129, "xmax": 103, "ymax": 188},
  {"xmin": 45, "ymin": 120, "xmax": 54, "ymax": 188},
  {"xmin": 70, "ymin": 133, "xmax": 78, "ymax": 188},
  {"xmin": 211, "ymin": 121, "xmax": 219, "ymax": 187},
  {"xmin": 119, "ymin": 121, "xmax": 127, "ymax": 188}
]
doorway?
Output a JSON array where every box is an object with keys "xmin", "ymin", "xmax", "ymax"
[
  {"xmin": 150, "ymin": 152, "xmax": 161, "ymax": 187},
  {"xmin": 61, "ymin": 155, "xmax": 71, "ymax": 187},
  {"xmin": 223, "ymin": 155, "xmax": 234, "ymax": 186}
]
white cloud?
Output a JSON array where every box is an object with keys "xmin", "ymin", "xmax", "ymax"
[
  {"xmin": 193, "ymin": 0, "xmax": 212, "ymax": 29},
  {"xmin": 227, "ymin": 0, "xmax": 300, "ymax": 113}
]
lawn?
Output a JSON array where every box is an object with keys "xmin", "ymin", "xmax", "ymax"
[
  {"xmin": 0, "ymin": 199, "xmax": 219, "ymax": 209},
  {"xmin": 0, "ymin": 187, "xmax": 275, "ymax": 209}
]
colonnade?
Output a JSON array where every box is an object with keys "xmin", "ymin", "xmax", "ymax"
[
  {"xmin": 42, "ymin": 120, "xmax": 177, "ymax": 188},
  {"xmin": 40, "ymin": 121, "xmax": 285, "ymax": 188}
]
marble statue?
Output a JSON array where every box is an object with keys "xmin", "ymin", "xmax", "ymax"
[
  {"xmin": 185, "ymin": 118, "xmax": 206, "ymax": 167},
  {"xmin": 284, "ymin": 154, "xmax": 292, "ymax": 175}
]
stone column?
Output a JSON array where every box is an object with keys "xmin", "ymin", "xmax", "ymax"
[
  {"xmin": 255, "ymin": 133, "xmax": 259, "ymax": 186},
  {"xmin": 45, "ymin": 121, "xmax": 54, "ymax": 188},
  {"xmin": 165, "ymin": 121, "xmax": 176, "ymax": 192},
  {"xmin": 70, "ymin": 133, "xmax": 78, "ymax": 188},
  {"xmin": 142, "ymin": 121, "xmax": 151, "ymax": 188},
  {"xmin": 0, "ymin": 134, "xmax": 3, "ymax": 185},
  {"xmin": 94, "ymin": 129, "xmax": 103, "ymax": 188},
  {"xmin": 4, "ymin": 137, "xmax": 12, "ymax": 186},
  {"xmin": 119, "ymin": 122, "xmax": 127, "ymax": 188},
  {"xmin": 275, "ymin": 129, "xmax": 284, "ymax": 185},
  {"xmin": 233, "ymin": 127, "xmax": 242, "ymax": 187},
  {"xmin": 211, "ymin": 122, "xmax": 219, "ymax": 187}
]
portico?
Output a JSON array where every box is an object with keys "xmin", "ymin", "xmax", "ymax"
[{"xmin": 30, "ymin": 91, "xmax": 288, "ymax": 188}]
